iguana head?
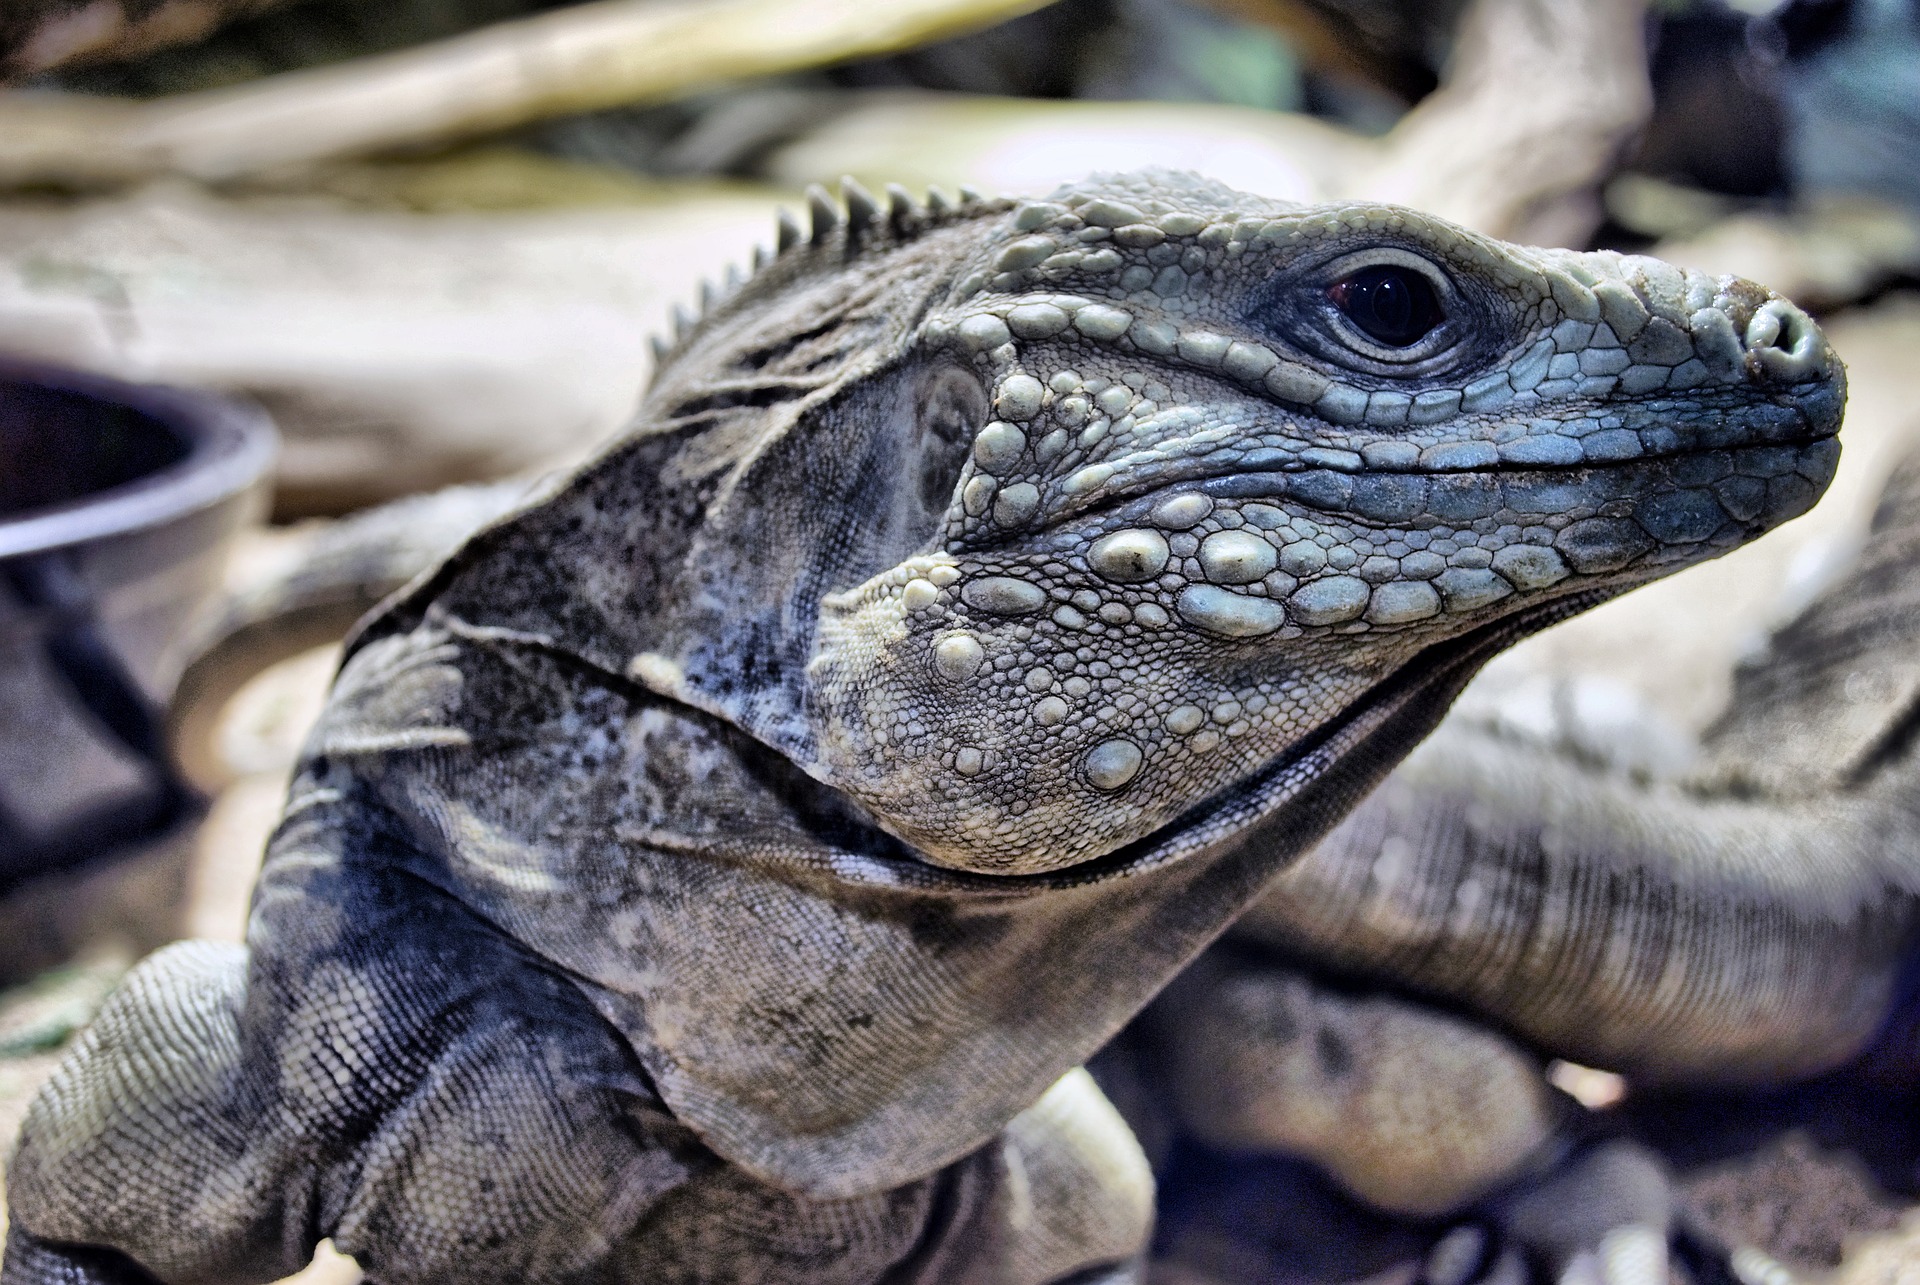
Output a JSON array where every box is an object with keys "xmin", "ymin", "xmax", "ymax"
[
  {"xmin": 412, "ymin": 172, "xmax": 1838, "ymax": 877},
  {"xmin": 778, "ymin": 172, "xmax": 1842, "ymax": 873}
]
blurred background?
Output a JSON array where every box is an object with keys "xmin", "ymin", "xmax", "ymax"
[{"xmin": 0, "ymin": 0, "xmax": 1918, "ymax": 1280}]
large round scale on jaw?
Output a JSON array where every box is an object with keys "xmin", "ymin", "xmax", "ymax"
[
  {"xmin": 1176, "ymin": 585, "xmax": 1287, "ymax": 638},
  {"xmin": 1084, "ymin": 738, "xmax": 1144, "ymax": 790},
  {"xmin": 973, "ymin": 422, "xmax": 1027, "ymax": 472},
  {"xmin": 933, "ymin": 633, "xmax": 985, "ymax": 682},
  {"xmin": 962, "ymin": 576, "xmax": 1047, "ymax": 614},
  {"xmin": 1089, "ymin": 529, "xmax": 1171, "ymax": 583},
  {"xmin": 1164, "ymin": 704, "xmax": 1205, "ymax": 735},
  {"xmin": 1198, "ymin": 530, "xmax": 1278, "ymax": 584},
  {"xmin": 1152, "ymin": 493, "xmax": 1213, "ymax": 530}
]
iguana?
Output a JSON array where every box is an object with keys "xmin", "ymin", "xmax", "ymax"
[{"xmin": 1, "ymin": 170, "xmax": 1842, "ymax": 1284}]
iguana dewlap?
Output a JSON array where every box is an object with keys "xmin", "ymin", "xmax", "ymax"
[{"xmin": 2, "ymin": 171, "xmax": 1842, "ymax": 1285}]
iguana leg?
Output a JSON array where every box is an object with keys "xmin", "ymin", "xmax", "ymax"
[
  {"xmin": 2, "ymin": 838, "xmax": 700, "ymax": 1285},
  {"xmin": 5, "ymin": 809, "xmax": 1150, "ymax": 1285},
  {"xmin": 1136, "ymin": 948, "xmax": 1571, "ymax": 1220},
  {"xmin": 1, "ymin": 1233, "xmax": 163, "ymax": 1284},
  {"xmin": 1, "ymin": 940, "xmax": 309, "ymax": 1284}
]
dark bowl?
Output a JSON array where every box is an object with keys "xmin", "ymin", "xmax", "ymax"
[{"xmin": 0, "ymin": 359, "xmax": 276, "ymax": 893}]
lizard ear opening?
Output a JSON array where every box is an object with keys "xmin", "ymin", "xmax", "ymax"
[{"xmin": 914, "ymin": 364, "xmax": 987, "ymax": 517}]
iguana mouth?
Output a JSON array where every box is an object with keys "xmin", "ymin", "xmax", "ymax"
[
  {"xmin": 1047, "ymin": 429, "xmax": 1840, "ymax": 535},
  {"xmin": 1029, "ymin": 420, "xmax": 1835, "ymax": 541},
  {"xmin": 1199, "ymin": 436, "xmax": 1836, "ymax": 510}
]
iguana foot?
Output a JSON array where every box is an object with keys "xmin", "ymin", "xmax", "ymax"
[
  {"xmin": 1134, "ymin": 947, "xmax": 1698, "ymax": 1285},
  {"xmin": 1422, "ymin": 1217, "xmax": 1670, "ymax": 1285},
  {"xmin": 1137, "ymin": 947, "xmax": 1571, "ymax": 1219},
  {"xmin": 2, "ymin": 940, "xmax": 310, "ymax": 1285}
]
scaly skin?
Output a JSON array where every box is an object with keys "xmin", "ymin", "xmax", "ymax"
[{"xmin": 3, "ymin": 171, "xmax": 1840, "ymax": 1284}]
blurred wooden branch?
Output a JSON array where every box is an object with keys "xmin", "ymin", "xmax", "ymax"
[
  {"xmin": 1360, "ymin": 0, "xmax": 1653, "ymax": 245},
  {"xmin": 766, "ymin": 0, "xmax": 1655, "ymax": 249},
  {"xmin": 0, "ymin": 0, "xmax": 1060, "ymax": 186},
  {"xmin": 0, "ymin": 0, "xmax": 1655, "ymax": 246},
  {"xmin": 1, "ymin": 0, "xmax": 300, "ymax": 79}
]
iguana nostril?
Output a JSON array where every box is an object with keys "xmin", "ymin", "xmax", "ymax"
[{"xmin": 1743, "ymin": 298, "xmax": 1829, "ymax": 382}]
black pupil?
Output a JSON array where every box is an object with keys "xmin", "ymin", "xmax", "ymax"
[{"xmin": 1329, "ymin": 266, "xmax": 1443, "ymax": 347}]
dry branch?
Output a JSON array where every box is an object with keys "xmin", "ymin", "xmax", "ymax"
[
  {"xmin": 0, "ymin": 0, "xmax": 1060, "ymax": 186},
  {"xmin": 1360, "ymin": 0, "xmax": 1652, "ymax": 245}
]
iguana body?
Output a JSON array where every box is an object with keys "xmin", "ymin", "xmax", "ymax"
[{"xmin": 2, "ymin": 171, "xmax": 1841, "ymax": 1283}]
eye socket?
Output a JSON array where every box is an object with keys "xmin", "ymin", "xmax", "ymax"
[{"xmin": 1327, "ymin": 265, "xmax": 1445, "ymax": 347}]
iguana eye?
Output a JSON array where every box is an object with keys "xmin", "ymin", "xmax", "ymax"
[
  {"xmin": 1245, "ymin": 246, "xmax": 1485, "ymax": 378},
  {"xmin": 1328, "ymin": 266, "xmax": 1444, "ymax": 347}
]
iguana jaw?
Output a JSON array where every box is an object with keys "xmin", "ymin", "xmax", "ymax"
[{"xmin": 808, "ymin": 422, "xmax": 1838, "ymax": 877}]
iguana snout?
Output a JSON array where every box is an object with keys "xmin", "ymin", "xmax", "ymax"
[{"xmin": 805, "ymin": 173, "xmax": 1842, "ymax": 875}]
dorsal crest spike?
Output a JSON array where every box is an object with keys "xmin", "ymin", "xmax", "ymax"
[
  {"xmin": 751, "ymin": 244, "xmax": 770, "ymax": 271},
  {"xmin": 698, "ymin": 279, "xmax": 717, "ymax": 312},
  {"xmin": 841, "ymin": 176, "xmax": 878, "ymax": 237},
  {"xmin": 725, "ymin": 263, "xmax": 745, "ymax": 290},
  {"xmin": 925, "ymin": 186, "xmax": 952, "ymax": 214},
  {"xmin": 957, "ymin": 184, "xmax": 984, "ymax": 206},
  {"xmin": 649, "ymin": 334, "xmax": 670, "ymax": 365},
  {"xmin": 884, "ymin": 183, "xmax": 917, "ymax": 232},
  {"xmin": 775, "ymin": 208, "xmax": 802, "ymax": 253},
  {"xmin": 672, "ymin": 303, "xmax": 695, "ymax": 338},
  {"xmin": 806, "ymin": 184, "xmax": 840, "ymax": 244}
]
